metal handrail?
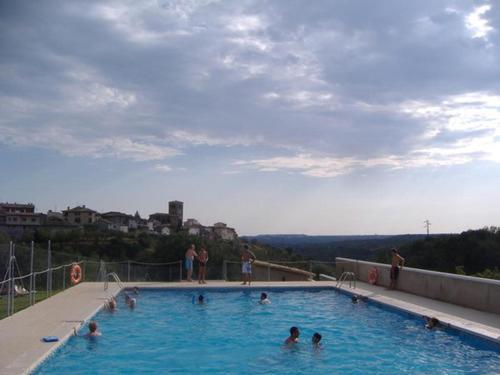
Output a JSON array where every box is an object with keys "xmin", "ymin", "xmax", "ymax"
[
  {"xmin": 104, "ymin": 272, "xmax": 124, "ymax": 291},
  {"xmin": 336, "ymin": 271, "xmax": 356, "ymax": 289}
]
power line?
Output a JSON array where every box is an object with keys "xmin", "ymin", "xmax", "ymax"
[{"xmin": 424, "ymin": 220, "xmax": 431, "ymax": 236}]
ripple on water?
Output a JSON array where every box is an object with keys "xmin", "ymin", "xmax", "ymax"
[{"xmin": 35, "ymin": 289, "xmax": 500, "ymax": 375}]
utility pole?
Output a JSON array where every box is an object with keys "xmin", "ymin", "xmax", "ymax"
[{"xmin": 424, "ymin": 220, "xmax": 431, "ymax": 236}]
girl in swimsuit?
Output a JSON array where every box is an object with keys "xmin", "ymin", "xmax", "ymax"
[{"xmin": 198, "ymin": 246, "xmax": 208, "ymax": 284}]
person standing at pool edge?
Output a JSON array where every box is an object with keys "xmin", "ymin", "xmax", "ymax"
[
  {"xmin": 241, "ymin": 244, "xmax": 256, "ymax": 285},
  {"xmin": 389, "ymin": 248, "xmax": 404, "ymax": 290},
  {"xmin": 198, "ymin": 245, "xmax": 208, "ymax": 284},
  {"xmin": 185, "ymin": 244, "xmax": 198, "ymax": 282}
]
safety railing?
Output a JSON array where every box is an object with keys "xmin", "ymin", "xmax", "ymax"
[
  {"xmin": 222, "ymin": 259, "xmax": 336, "ymax": 281},
  {"xmin": 0, "ymin": 240, "xmax": 86, "ymax": 318},
  {"xmin": 0, "ymin": 241, "xmax": 184, "ymax": 319},
  {"xmin": 336, "ymin": 271, "xmax": 356, "ymax": 289},
  {"xmin": 104, "ymin": 272, "xmax": 124, "ymax": 291}
]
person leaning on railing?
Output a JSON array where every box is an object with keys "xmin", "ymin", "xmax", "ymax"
[{"xmin": 241, "ymin": 244, "xmax": 256, "ymax": 286}]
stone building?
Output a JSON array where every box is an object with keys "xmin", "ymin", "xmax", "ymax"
[
  {"xmin": 148, "ymin": 200, "xmax": 184, "ymax": 233},
  {"xmin": 0, "ymin": 202, "xmax": 46, "ymax": 239},
  {"xmin": 0, "ymin": 202, "xmax": 43, "ymax": 226},
  {"xmin": 168, "ymin": 201, "xmax": 183, "ymax": 231},
  {"xmin": 212, "ymin": 222, "xmax": 237, "ymax": 241},
  {"xmin": 101, "ymin": 211, "xmax": 137, "ymax": 230},
  {"xmin": 63, "ymin": 205, "xmax": 98, "ymax": 225},
  {"xmin": 184, "ymin": 218, "xmax": 202, "ymax": 236}
]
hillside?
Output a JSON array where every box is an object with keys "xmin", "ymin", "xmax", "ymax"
[
  {"xmin": 246, "ymin": 230, "xmax": 500, "ymax": 280},
  {"xmin": 373, "ymin": 227, "xmax": 500, "ymax": 279},
  {"xmin": 243, "ymin": 234, "xmax": 433, "ymax": 261}
]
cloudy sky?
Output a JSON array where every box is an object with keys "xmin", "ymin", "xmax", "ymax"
[{"xmin": 1, "ymin": 0, "xmax": 499, "ymax": 235}]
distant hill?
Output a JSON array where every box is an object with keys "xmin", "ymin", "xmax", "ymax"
[
  {"xmin": 373, "ymin": 228, "xmax": 500, "ymax": 279},
  {"xmin": 242, "ymin": 234, "xmax": 440, "ymax": 261}
]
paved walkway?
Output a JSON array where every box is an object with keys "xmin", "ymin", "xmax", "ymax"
[
  {"xmin": 334, "ymin": 281, "xmax": 500, "ymax": 342},
  {"xmin": 0, "ymin": 280, "xmax": 499, "ymax": 375},
  {"xmin": 0, "ymin": 282, "xmax": 121, "ymax": 375}
]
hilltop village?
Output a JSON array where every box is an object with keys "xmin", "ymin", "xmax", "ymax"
[{"xmin": 0, "ymin": 201, "xmax": 237, "ymax": 241}]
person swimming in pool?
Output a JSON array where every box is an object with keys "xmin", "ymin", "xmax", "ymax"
[
  {"xmin": 259, "ymin": 292, "xmax": 271, "ymax": 304},
  {"xmin": 284, "ymin": 326, "xmax": 300, "ymax": 345},
  {"xmin": 107, "ymin": 296, "xmax": 117, "ymax": 311},
  {"xmin": 74, "ymin": 321, "xmax": 101, "ymax": 337},
  {"xmin": 425, "ymin": 316, "xmax": 440, "ymax": 329},
  {"xmin": 351, "ymin": 294, "xmax": 367, "ymax": 304},
  {"xmin": 128, "ymin": 297, "xmax": 136, "ymax": 309},
  {"xmin": 197, "ymin": 295, "xmax": 205, "ymax": 304},
  {"xmin": 312, "ymin": 332, "xmax": 322, "ymax": 348}
]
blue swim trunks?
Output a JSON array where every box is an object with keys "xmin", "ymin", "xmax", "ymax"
[
  {"xmin": 242, "ymin": 261, "xmax": 252, "ymax": 274},
  {"xmin": 185, "ymin": 258, "xmax": 193, "ymax": 270}
]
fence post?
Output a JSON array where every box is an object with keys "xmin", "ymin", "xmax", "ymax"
[
  {"xmin": 63, "ymin": 266, "xmax": 66, "ymax": 290},
  {"xmin": 267, "ymin": 263, "xmax": 271, "ymax": 281},
  {"xmin": 222, "ymin": 260, "xmax": 227, "ymax": 281},
  {"xmin": 169, "ymin": 265, "xmax": 172, "ymax": 281},
  {"xmin": 47, "ymin": 240, "xmax": 52, "ymax": 297},
  {"xmin": 11, "ymin": 243, "xmax": 16, "ymax": 315},
  {"xmin": 7, "ymin": 241, "xmax": 12, "ymax": 316},
  {"xmin": 29, "ymin": 241, "xmax": 34, "ymax": 305},
  {"xmin": 81, "ymin": 259, "xmax": 85, "ymax": 282},
  {"xmin": 309, "ymin": 260, "xmax": 313, "ymax": 273},
  {"xmin": 33, "ymin": 270, "xmax": 37, "ymax": 304},
  {"xmin": 179, "ymin": 260, "xmax": 182, "ymax": 282},
  {"xmin": 127, "ymin": 261, "xmax": 131, "ymax": 282}
]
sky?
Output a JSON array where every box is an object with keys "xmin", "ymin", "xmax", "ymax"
[{"xmin": 1, "ymin": 0, "xmax": 499, "ymax": 235}]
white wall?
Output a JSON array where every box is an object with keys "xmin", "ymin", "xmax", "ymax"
[{"xmin": 336, "ymin": 257, "xmax": 500, "ymax": 314}]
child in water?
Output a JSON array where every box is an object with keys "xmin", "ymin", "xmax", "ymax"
[
  {"xmin": 312, "ymin": 332, "xmax": 322, "ymax": 348},
  {"xmin": 425, "ymin": 316, "xmax": 439, "ymax": 329},
  {"xmin": 259, "ymin": 292, "xmax": 271, "ymax": 304},
  {"xmin": 74, "ymin": 321, "xmax": 101, "ymax": 337},
  {"xmin": 107, "ymin": 296, "xmax": 117, "ymax": 311},
  {"xmin": 284, "ymin": 326, "xmax": 300, "ymax": 345}
]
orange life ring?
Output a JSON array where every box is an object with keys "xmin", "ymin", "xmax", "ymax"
[
  {"xmin": 368, "ymin": 267, "xmax": 378, "ymax": 285},
  {"xmin": 70, "ymin": 264, "xmax": 82, "ymax": 285}
]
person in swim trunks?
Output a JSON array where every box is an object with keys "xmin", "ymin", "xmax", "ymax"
[
  {"xmin": 241, "ymin": 244, "xmax": 256, "ymax": 285},
  {"xmin": 389, "ymin": 248, "xmax": 404, "ymax": 290},
  {"xmin": 185, "ymin": 244, "xmax": 198, "ymax": 282},
  {"xmin": 198, "ymin": 246, "xmax": 208, "ymax": 284},
  {"xmin": 284, "ymin": 326, "xmax": 300, "ymax": 345}
]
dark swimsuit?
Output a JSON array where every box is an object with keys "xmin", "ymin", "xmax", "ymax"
[{"xmin": 390, "ymin": 265, "xmax": 400, "ymax": 280}]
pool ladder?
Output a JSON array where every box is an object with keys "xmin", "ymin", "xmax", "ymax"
[
  {"xmin": 336, "ymin": 272, "xmax": 356, "ymax": 289},
  {"xmin": 104, "ymin": 272, "xmax": 124, "ymax": 290}
]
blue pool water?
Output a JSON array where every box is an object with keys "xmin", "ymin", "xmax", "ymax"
[{"xmin": 35, "ymin": 288, "xmax": 499, "ymax": 374}]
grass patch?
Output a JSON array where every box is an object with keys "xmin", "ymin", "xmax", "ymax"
[{"xmin": 0, "ymin": 289, "xmax": 64, "ymax": 320}]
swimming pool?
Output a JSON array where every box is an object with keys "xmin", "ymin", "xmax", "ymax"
[{"xmin": 34, "ymin": 288, "xmax": 499, "ymax": 374}]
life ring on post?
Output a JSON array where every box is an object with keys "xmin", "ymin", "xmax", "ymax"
[
  {"xmin": 368, "ymin": 267, "xmax": 378, "ymax": 285},
  {"xmin": 70, "ymin": 264, "xmax": 82, "ymax": 285}
]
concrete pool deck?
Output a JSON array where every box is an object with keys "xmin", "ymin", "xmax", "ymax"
[{"xmin": 0, "ymin": 280, "xmax": 499, "ymax": 374}]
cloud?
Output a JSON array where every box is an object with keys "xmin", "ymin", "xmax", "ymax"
[
  {"xmin": 153, "ymin": 164, "xmax": 173, "ymax": 172},
  {"xmin": 167, "ymin": 130, "xmax": 259, "ymax": 147},
  {"xmin": 465, "ymin": 4, "xmax": 494, "ymax": 39},
  {"xmin": 1, "ymin": 0, "xmax": 500, "ymax": 176},
  {"xmin": 0, "ymin": 125, "xmax": 179, "ymax": 161}
]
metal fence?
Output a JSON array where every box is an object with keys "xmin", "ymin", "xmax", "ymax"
[
  {"xmin": 1, "ymin": 240, "xmax": 341, "ymax": 319},
  {"xmin": 0, "ymin": 241, "xmax": 183, "ymax": 319}
]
